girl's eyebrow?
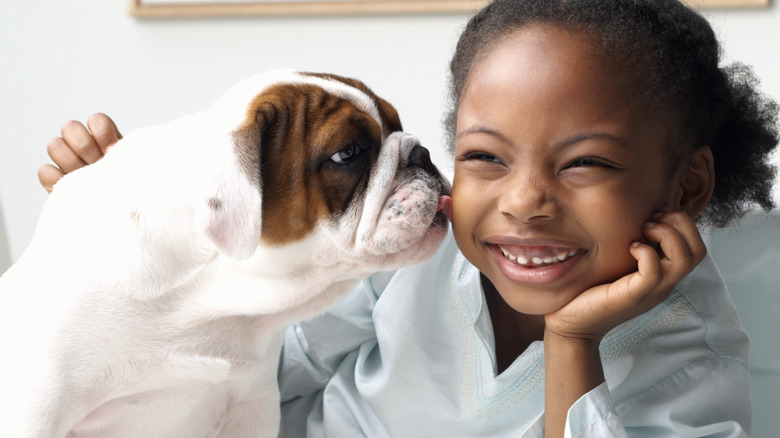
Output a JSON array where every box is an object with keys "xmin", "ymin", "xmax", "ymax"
[
  {"xmin": 457, "ymin": 126, "xmax": 629, "ymax": 149},
  {"xmin": 556, "ymin": 132, "xmax": 629, "ymax": 149},
  {"xmin": 456, "ymin": 125, "xmax": 511, "ymax": 144}
]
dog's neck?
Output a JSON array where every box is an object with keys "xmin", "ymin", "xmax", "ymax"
[{"xmin": 160, "ymin": 232, "xmax": 365, "ymax": 327}]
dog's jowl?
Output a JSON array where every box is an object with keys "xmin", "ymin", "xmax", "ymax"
[{"xmin": 0, "ymin": 69, "xmax": 450, "ymax": 438}]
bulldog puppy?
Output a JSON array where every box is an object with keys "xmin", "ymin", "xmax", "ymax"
[{"xmin": 0, "ymin": 69, "xmax": 451, "ymax": 437}]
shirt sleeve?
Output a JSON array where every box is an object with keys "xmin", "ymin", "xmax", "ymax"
[
  {"xmin": 564, "ymin": 382, "xmax": 627, "ymax": 438},
  {"xmin": 278, "ymin": 272, "xmax": 392, "ymax": 437},
  {"xmin": 564, "ymin": 357, "xmax": 750, "ymax": 438}
]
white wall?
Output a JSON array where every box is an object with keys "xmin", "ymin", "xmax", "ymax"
[{"xmin": 0, "ymin": 196, "xmax": 10, "ymax": 274}]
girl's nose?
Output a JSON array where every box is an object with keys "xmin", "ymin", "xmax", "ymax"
[{"xmin": 497, "ymin": 174, "xmax": 558, "ymax": 223}]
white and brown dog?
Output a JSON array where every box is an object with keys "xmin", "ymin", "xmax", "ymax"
[{"xmin": 0, "ymin": 69, "xmax": 451, "ymax": 437}]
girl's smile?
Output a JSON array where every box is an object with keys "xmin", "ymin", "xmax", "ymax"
[
  {"xmin": 490, "ymin": 242, "xmax": 585, "ymax": 284},
  {"xmin": 497, "ymin": 244, "xmax": 580, "ymax": 268},
  {"xmin": 451, "ymin": 24, "xmax": 684, "ymax": 316}
]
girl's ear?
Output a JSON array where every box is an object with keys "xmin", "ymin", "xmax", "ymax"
[{"xmin": 669, "ymin": 146, "xmax": 715, "ymax": 218}]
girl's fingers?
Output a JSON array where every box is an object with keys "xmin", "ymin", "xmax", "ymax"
[
  {"xmin": 46, "ymin": 134, "xmax": 88, "ymax": 174},
  {"xmin": 658, "ymin": 211, "xmax": 707, "ymax": 261},
  {"xmin": 642, "ymin": 211, "xmax": 706, "ymax": 290},
  {"xmin": 60, "ymin": 120, "xmax": 103, "ymax": 165},
  {"xmin": 86, "ymin": 113, "xmax": 122, "ymax": 154},
  {"xmin": 37, "ymin": 164, "xmax": 66, "ymax": 194},
  {"xmin": 41, "ymin": 114, "xmax": 121, "ymax": 193},
  {"xmin": 620, "ymin": 241, "xmax": 664, "ymax": 309}
]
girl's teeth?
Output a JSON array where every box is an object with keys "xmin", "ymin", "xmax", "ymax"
[
  {"xmin": 499, "ymin": 246, "xmax": 578, "ymax": 267},
  {"xmin": 517, "ymin": 255, "xmax": 528, "ymax": 264}
]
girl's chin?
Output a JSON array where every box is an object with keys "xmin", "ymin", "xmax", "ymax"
[{"xmin": 495, "ymin": 284, "xmax": 581, "ymax": 316}]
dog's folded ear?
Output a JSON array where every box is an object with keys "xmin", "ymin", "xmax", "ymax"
[
  {"xmin": 200, "ymin": 126, "xmax": 263, "ymax": 260},
  {"xmin": 201, "ymin": 173, "xmax": 262, "ymax": 260}
]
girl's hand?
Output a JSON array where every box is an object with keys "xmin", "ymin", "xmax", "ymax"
[
  {"xmin": 543, "ymin": 211, "xmax": 706, "ymax": 437},
  {"xmin": 38, "ymin": 113, "xmax": 121, "ymax": 193},
  {"xmin": 544, "ymin": 210, "xmax": 707, "ymax": 344}
]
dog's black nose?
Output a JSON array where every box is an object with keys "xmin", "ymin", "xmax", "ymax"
[{"xmin": 408, "ymin": 145, "xmax": 437, "ymax": 175}]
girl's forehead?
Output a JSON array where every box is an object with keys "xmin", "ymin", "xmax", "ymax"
[
  {"xmin": 457, "ymin": 23, "xmax": 676, "ymax": 162},
  {"xmin": 468, "ymin": 25, "xmax": 638, "ymax": 104},
  {"xmin": 479, "ymin": 25, "xmax": 611, "ymax": 75}
]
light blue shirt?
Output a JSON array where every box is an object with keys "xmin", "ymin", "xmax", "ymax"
[{"xmin": 279, "ymin": 233, "xmax": 751, "ymax": 437}]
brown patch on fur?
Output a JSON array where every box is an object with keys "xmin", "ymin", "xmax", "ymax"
[
  {"xmin": 232, "ymin": 127, "xmax": 262, "ymax": 189},
  {"xmin": 231, "ymin": 77, "xmax": 396, "ymax": 246},
  {"xmin": 301, "ymin": 72, "xmax": 403, "ymax": 136},
  {"xmin": 207, "ymin": 198, "xmax": 222, "ymax": 211}
]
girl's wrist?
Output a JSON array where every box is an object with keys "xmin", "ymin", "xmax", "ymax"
[
  {"xmin": 543, "ymin": 329, "xmax": 606, "ymax": 437},
  {"xmin": 543, "ymin": 325, "xmax": 604, "ymax": 351},
  {"xmin": 543, "ymin": 329, "xmax": 605, "ymax": 386}
]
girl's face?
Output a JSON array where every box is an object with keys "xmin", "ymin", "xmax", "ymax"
[{"xmin": 452, "ymin": 25, "xmax": 682, "ymax": 315}]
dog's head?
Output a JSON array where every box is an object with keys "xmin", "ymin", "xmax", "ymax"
[{"xmin": 200, "ymin": 70, "xmax": 450, "ymax": 275}]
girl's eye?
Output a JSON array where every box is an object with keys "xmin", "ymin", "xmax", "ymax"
[
  {"xmin": 330, "ymin": 143, "xmax": 362, "ymax": 165},
  {"xmin": 565, "ymin": 157, "xmax": 617, "ymax": 169},
  {"xmin": 462, "ymin": 151, "xmax": 502, "ymax": 164}
]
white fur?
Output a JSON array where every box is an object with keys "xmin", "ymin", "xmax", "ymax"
[{"xmin": 0, "ymin": 70, "xmax": 448, "ymax": 437}]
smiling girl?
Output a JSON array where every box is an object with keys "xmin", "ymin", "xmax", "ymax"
[
  {"xmin": 286, "ymin": 0, "xmax": 776, "ymax": 434},
  {"xmin": 40, "ymin": 0, "xmax": 778, "ymax": 436}
]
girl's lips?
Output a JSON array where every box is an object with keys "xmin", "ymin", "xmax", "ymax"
[{"xmin": 487, "ymin": 243, "xmax": 586, "ymax": 285}]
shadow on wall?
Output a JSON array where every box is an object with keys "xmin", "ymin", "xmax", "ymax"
[
  {"xmin": 707, "ymin": 211, "xmax": 780, "ymax": 438},
  {"xmin": 0, "ymin": 198, "xmax": 11, "ymax": 273}
]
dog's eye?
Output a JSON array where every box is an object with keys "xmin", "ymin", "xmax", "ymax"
[{"xmin": 330, "ymin": 143, "xmax": 362, "ymax": 165}]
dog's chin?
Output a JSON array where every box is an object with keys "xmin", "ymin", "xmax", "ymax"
[
  {"xmin": 357, "ymin": 192, "xmax": 451, "ymax": 271},
  {"xmin": 384, "ymin": 216, "xmax": 449, "ymax": 267}
]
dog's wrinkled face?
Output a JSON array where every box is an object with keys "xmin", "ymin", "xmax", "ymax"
[{"xmin": 220, "ymin": 70, "xmax": 449, "ymax": 273}]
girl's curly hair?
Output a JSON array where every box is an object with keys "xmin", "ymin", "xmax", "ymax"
[{"xmin": 444, "ymin": 0, "xmax": 779, "ymax": 227}]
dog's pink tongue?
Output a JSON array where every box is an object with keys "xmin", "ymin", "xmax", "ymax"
[{"xmin": 437, "ymin": 195, "xmax": 452, "ymax": 221}]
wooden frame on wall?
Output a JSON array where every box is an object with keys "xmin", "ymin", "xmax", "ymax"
[{"xmin": 128, "ymin": 0, "xmax": 771, "ymax": 18}]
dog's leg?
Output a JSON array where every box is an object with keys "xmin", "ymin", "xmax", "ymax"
[
  {"xmin": 214, "ymin": 334, "xmax": 285, "ymax": 438},
  {"xmin": 216, "ymin": 394, "xmax": 281, "ymax": 438}
]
